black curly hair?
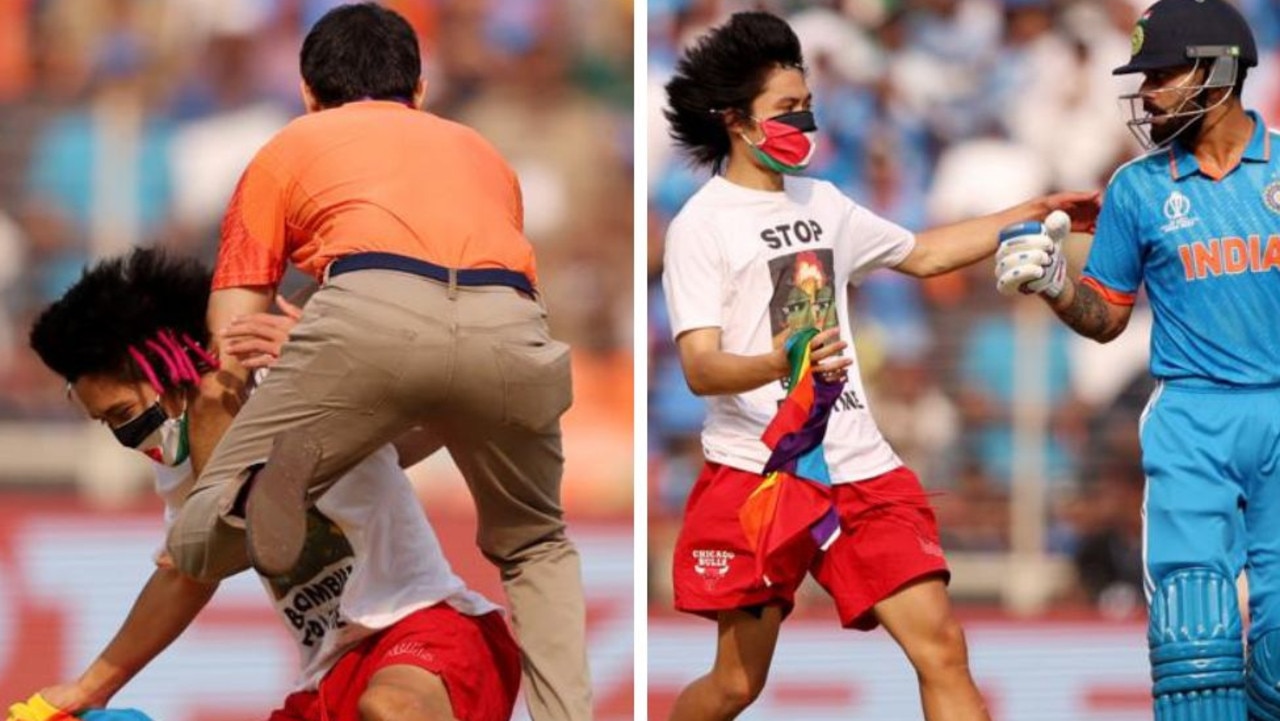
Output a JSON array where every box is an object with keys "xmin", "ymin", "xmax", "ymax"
[
  {"xmin": 29, "ymin": 248, "xmax": 214, "ymax": 387},
  {"xmin": 664, "ymin": 12, "xmax": 806, "ymax": 171}
]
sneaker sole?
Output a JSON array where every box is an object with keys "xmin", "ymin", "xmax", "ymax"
[{"xmin": 245, "ymin": 431, "xmax": 322, "ymax": 577}]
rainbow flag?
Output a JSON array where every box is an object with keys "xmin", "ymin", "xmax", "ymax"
[{"xmin": 738, "ymin": 327, "xmax": 842, "ymax": 586}]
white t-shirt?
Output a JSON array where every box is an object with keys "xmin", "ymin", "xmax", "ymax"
[
  {"xmin": 662, "ymin": 175, "xmax": 915, "ymax": 482},
  {"xmin": 153, "ymin": 445, "xmax": 498, "ymax": 690}
]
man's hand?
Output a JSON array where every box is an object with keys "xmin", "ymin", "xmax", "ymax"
[
  {"xmin": 1038, "ymin": 191, "xmax": 1100, "ymax": 233},
  {"xmin": 995, "ymin": 210, "xmax": 1070, "ymax": 298},
  {"xmin": 799, "ymin": 327, "xmax": 851, "ymax": 384},
  {"xmin": 220, "ymin": 294, "xmax": 304, "ymax": 370}
]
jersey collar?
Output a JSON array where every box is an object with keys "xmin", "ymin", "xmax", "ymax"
[{"xmin": 1168, "ymin": 110, "xmax": 1270, "ymax": 181}]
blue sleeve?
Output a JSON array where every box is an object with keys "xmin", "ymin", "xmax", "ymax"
[{"xmin": 1082, "ymin": 173, "xmax": 1144, "ymax": 295}]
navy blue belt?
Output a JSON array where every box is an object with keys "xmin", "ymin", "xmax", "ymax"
[{"xmin": 327, "ymin": 252, "xmax": 535, "ymax": 295}]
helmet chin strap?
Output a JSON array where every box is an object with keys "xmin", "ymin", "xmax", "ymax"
[{"xmin": 1121, "ymin": 54, "xmax": 1238, "ymax": 151}]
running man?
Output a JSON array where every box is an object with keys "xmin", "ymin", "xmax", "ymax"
[
  {"xmin": 660, "ymin": 11, "xmax": 1098, "ymax": 721},
  {"xmin": 21, "ymin": 248, "xmax": 520, "ymax": 721},
  {"xmin": 165, "ymin": 5, "xmax": 590, "ymax": 720},
  {"xmin": 994, "ymin": 1, "xmax": 1280, "ymax": 718}
]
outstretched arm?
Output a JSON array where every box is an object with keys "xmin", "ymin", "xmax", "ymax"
[
  {"xmin": 896, "ymin": 191, "xmax": 1100, "ymax": 278},
  {"xmin": 34, "ymin": 565, "xmax": 218, "ymax": 713}
]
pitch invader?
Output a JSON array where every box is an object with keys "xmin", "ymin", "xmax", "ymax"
[{"xmin": 660, "ymin": 11, "xmax": 1099, "ymax": 721}]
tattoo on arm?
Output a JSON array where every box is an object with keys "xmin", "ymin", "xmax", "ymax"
[{"xmin": 1055, "ymin": 282, "xmax": 1114, "ymax": 340}]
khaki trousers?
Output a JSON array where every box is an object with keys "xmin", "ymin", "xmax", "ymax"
[{"xmin": 167, "ymin": 269, "xmax": 593, "ymax": 721}]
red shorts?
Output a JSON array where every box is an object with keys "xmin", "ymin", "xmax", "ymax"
[
  {"xmin": 672, "ymin": 462, "xmax": 949, "ymax": 630},
  {"xmin": 267, "ymin": 604, "xmax": 521, "ymax": 721}
]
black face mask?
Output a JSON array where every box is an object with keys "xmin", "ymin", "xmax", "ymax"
[
  {"xmin": 111, "ymin": 401, "xmax": 167, "ymax": 449},
  {"xmin": 766, "ymin": 110, "xmax": 817, "ymax": 133}
]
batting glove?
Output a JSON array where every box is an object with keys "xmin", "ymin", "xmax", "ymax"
[{"xmin": 995, "ymin": 210, "xmax": 1070, "ymax": 299}]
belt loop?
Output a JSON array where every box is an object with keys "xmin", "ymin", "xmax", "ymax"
[{"xmin": 447, "ymin": 267, "xmax": 458, "ymax": 300}]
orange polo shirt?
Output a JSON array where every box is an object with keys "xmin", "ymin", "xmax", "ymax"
[{"xmin": 212, "ymin": 100, "xmax": 536, "ymax": 290}]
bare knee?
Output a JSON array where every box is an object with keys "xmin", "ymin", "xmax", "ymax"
[
  {"xmin": 707, "ymin": 666, "xmax": 768, "ymax": 714},
  {"xmin": 358, "ymin": 684, "xmax": 455, "ymax": 721},
  {"xmin": 903, "ymin": 616, "xmax": 974, "ymax": 681}
]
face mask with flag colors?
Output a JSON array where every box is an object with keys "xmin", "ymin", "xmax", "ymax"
[
  {"xmin": 110, "ymin": 400, "xmax": 190, "ymax": 467},
  {"xmin": 743, "ymin": 110, "xmax": 818, "ymax": 174}
]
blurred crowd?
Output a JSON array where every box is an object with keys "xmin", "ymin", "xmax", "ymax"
[
  {"xmin": 0, "ymin": 0, "xmax": 634, "ymax": 414},
  {"xmin": 647, "ymin": 0, "xmax": 1280, "ymax": 614},
  {"xmin": 0, "ymin": 0, "xmax": 635, "ymax": 423}
]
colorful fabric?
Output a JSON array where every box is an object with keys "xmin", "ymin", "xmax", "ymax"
[
  {"xmin": 673, "ymin": 462, "xmax": 949, "ymax": 628},
  {"xmin": 673, "ymin": 461, "xmax": 823, "ymax": 619},
  {"xmin": 6, "ymin": 695, "xmax": 75, "ymax": 721},
  {"xmin": 738, "ymin": 327, "xmax": 843, "ymax": 584}
]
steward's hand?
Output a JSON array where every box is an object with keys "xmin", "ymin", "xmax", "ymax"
[{"xmin": 220, "ymin": 294, "xmax": 304, "ymax": 370}]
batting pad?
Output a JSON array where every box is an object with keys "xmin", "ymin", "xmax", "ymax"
[
  {"xmin": 1248, "ymin": 629, "xmax": 1280, "ymax": 720},
  {"xmin": 1150, "ymin": 568, "xmax": 1247, "ymax": 720}
]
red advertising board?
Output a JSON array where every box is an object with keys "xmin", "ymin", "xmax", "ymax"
[
  {"xmin": 648, "ymin": 612, "xmax": 1151, "ymax": 721},
  {"xmin": 0, "ymin": 495, "xmax": 632, "ymax": 721}
]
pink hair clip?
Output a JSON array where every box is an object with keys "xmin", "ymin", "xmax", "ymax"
[{"xmin": 128, "ymin": 346, "xmax": 165, "ymax": 393}]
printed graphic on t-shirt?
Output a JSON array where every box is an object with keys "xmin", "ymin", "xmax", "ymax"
[
  {"xmin": 767, "ymin": 248, "xmax": 840, "ymax": 350},
  {"xmin": 264, "ymin": 508, "xmax": 355, "ymax": 649}
]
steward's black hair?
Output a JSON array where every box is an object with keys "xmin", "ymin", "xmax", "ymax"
[
  {"xmin": 300, "ymin": 3, "xmax": 420, "ymax": 108},
  {"xmin": 664, "ymin": 12, "xmax": 805, "ymax": 171},
  {"xmin": 30, "ymin": 248, "xmax": 212, "ymax": 385}
]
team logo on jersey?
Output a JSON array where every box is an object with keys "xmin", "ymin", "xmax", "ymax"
[
  {"xmin": 692, "ymin": 549, "xmax": 735, "ymax": 585},
  {"xmin": 1263, "ymin": 181, "xmax": 1280, "ymax": 215},
  {"xmin": 1161, "ymin": 190, "xmax": 1197, "ymax": 233}
]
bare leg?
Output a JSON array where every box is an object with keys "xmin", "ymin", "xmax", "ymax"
[
  {"xmin": 873, "ymin": 576, "xmax": 990, "ymax": 721},
  {"xmin": 667, "ymin": 606, "xmax": 783, "ymax": 721},
  {"xmin": 358, "ymin": 665, "xmax": 457, "ymax": 721}
]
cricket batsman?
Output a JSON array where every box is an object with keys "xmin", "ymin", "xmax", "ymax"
[{"xmin": 994, "ymin": 1, "xmax": 1280, "ymax": 717}]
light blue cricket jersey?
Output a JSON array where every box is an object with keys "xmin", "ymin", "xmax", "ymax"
[{"xmin": 1084, "ymin": 110, "xmax": 1280, "ymax": 387}]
